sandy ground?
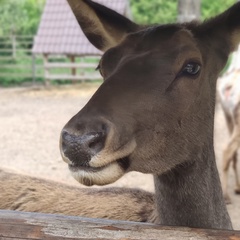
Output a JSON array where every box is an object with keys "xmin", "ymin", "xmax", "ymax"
[{"xmin": 0, "ymin": 83, "xmax": 239, "ymax": 229}]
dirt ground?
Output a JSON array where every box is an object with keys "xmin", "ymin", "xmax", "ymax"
[{"xmin": 0, "ymin": 84, "xmax": 239, "ymax": 229}]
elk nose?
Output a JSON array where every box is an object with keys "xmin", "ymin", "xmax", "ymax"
[{"xmin": 61, "ymin": 128, "xmax": 106, "ymax": 166}]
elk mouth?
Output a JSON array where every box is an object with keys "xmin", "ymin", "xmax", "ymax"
[
  {"xmin": 62, "ymin": 138, "xmax": 136, "ymax": 186},
  {"xmin": 68, "ymin": 156, "xmax": 130, "ymax": 173},
  {"xmin": 68, "ymin": 163, "xmax": 105, "ymax": 173},
  {"xmin": 68, "ymin": 156, "xmax": 131, "ymax": 186}
]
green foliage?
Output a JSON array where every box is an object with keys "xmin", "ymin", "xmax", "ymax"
[
  {"xmin": 130, "ymin": 0, "xmax": 177, "ymax": 24},
  {"xmin": 130, "ymin": 0, "xmax": 237, "ymax": 24},
  {"xmin": 0, "ymin": 0, "xmax": 45, "ymax": 36},
  {"xmin": 201, "ymin": 0, "xmax": 236, "ymax": 20},
  {"xmin": 0, "ymin": 0, "xmax": 238, "ymax": 86},
  {"xmin": 0, "ymin": 0, "xmax": 237, "ymax": 36},
  {"xmin": 0, "ymin": 54, "xmax": 44, "ymax": 86}
]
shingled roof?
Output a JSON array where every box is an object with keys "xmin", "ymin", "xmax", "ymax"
[{"xmin": 32, "ymin": 0, "xmax": 131, "ymax": 56}]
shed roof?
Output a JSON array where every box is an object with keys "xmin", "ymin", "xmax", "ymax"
[{"xmin": 32, "ymin": 0, "xmax": 130, "ymax": 56}]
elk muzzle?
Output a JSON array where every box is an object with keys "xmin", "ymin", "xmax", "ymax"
[
  {"xmin": 60, "ymin": 120, "xmax": 107, "ymax": 168},
  {"xmin": 59, "ymin": 115, "xmax": 136, "ymax": 186}
]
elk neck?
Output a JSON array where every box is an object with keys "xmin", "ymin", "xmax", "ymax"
[{"xmin": 154, "ymin": 136, "xmax": 232, "ymax": 230}]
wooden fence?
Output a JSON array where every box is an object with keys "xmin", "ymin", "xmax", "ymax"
[
  {"xmin": 0, "ymin": 35, "xmax": 40, "ymax": 82},
  {"xmin": 0, "ymin": 210, "xmax": 240, "ymax": 240},
  {"xmin": 43, "ymin": 54, "xmax": 101, "ymax": 85},
  {"xmin": 0, "ymin": 36, "xmax": 101, "ymax": 85},
  {"xmin": 0, "ymin": 35, "xmax": 33, "ymax": 59}
]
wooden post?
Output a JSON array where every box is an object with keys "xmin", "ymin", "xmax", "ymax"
[
  {"xmin": 0, "ymin": 210, "xmax": 239, "ymax": 239},
  {"xmin": 125, "ymin": 0, "xmax": 133, "ymax": 20},
  {"xmin": 69, "ymin": 55, "xmax": 76, "ymax": 84},
  {"xmin": 43, "ymin": 54, "xmax": 50, "ymax": 86},
  {"xmin": 178, "ymin": 0, "xmax": 201, "ymax": 23},
  {"xmin": 80, "ymin": 56, "xmax": 85, "ymax": 82},
  {"xmin": 31, "ymin": 53, "xmax": 36, "ymax": 84},
  {"xmin": 11, "ymin": 35, "xmax": 16, "ymax": 59}
]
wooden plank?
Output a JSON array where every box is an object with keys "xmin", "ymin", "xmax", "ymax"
[
  {"xmin": 0, "ymin": 73, "xmax": 43, "ymax": 78},
  {"xmin": 11, "ymin": 35, "xmax": 16, "ymax": 59},
  {"xmin": 46, "ymin": 74, "xmax": 101, "ymax": 80},
  {"xmin": 0, "ymin": 55, "xmax": 36, "ymax": 60},
  {"xmin": 0, "ymin": 210, "xmax": 239, "ymax": 240},
  {"xmin": 0, "ymin": 40, "xmax": 33, "ymax": 45},
  {"xmin": 16, "ymin": 35, "xmax": 33, "ymax": 38},
  {"xmin": 0, "ymin": 65, "xmax": 43, "ymax": 69},
  {"xmin": 0, "ymin": 56, "xmax": 14, "ymax": 60},
  {"xmin": 44, "ymin": 54, "xmax": 50, "ymax": 86},
  {"xmin": 32, "ymin": 54, "xmax": 36, "ymax": 83},
  {"xmin": 0, "ymin": 35, "xmax": 33, "ymax": 39},
  {"xmin": 16, "ymin": 41, "xmax": 33, "ymax": 45},
  {"xmin": 69, "ymin": 55, "xmax": 76, "ymax": 83},
  {"xmin": 0, "ymin": 49, "xmax": 32, "ymax": 53},
  {"xmin": 46, "ymin": 62, "xmax": 98, "ymax": 68},
  {"xmin": 42, "ymin": 55, "xmax": 100, "ymax": 60},
  {"xmin": 0, "ymin": 49, "xmax": 14, "ymax": 52}
]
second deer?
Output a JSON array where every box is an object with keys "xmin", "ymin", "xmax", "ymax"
[{"xmin": 218, "ymin": 50, "xmax": 240, "ymax": 203}]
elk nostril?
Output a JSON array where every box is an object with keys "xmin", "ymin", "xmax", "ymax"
[
  {"xmin": 61, "ymin": 130, "xmax": 70, "ymax": 151},
  {"xmin": 88, "ymin": 133, "xmax": 105, "ymax": 153},
  {"xmin": 89, "ymin": 141, "xmax": 98, "ymax": 149},
  {"xmin": 60, "ymin": 122, "xmax": 108, "ymax": 166},
  {"xmin": 61, "ymin": 130, "xmax": 72, "ymax": 142}
]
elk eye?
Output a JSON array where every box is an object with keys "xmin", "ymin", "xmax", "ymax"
[
  {"xmin": 96, "ymin": 64, "xmax": 104, "ymax": 77},
  {"xmin": 95, "ymin": 64, "xmax": 100, "ymax": 71},
  {"xmin": 181, "ymin": 62, "xmax": 201, "ymax": 76}
]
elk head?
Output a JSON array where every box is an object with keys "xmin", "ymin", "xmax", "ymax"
[{"xmin": 60, "ymin": 0, "xmax": 240, "ymax": 186}]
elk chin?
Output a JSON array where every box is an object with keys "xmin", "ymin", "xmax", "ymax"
[{"xmin": 69, "ymin": 161, "xmax": 126, "ymax": 186}]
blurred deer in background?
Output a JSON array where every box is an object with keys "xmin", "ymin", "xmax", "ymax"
[{"xmin": 218, "ymin": 46, "xmax": 240, "ymax": 204}]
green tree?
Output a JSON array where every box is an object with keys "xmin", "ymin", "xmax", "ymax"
[
  {"xmin": 0, "ymin": 0, "xmax": 237, "ymax": 35},
  {"xmin": 130, "ymin": 0, "xmax": 237, "ymax": 24},
  {"xmin": 201, "ymin": 0, "xmax": 236, "ymax": 19},
  {"xmin": 130, "ymin": 0, "xmax": 177, "ymax": 24},
  {"xmin": 0, "ymin": 0, "xmax": 45, "ymax": 36}
]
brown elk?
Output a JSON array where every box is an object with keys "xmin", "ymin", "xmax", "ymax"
[
  {"xmin": 60, "ymin": 0, "xmax": 240, "ymax": 230},
  {"xmin": 218, "ymin": 50, "xmax": 240, "ymax": 204},
  {"xmin": 1, "ymin": 1, "xmax": 239, "ymax": 230}
]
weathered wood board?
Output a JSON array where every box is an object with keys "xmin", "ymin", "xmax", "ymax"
[{"xmin": 0, "ymin": 210, "xmax": 239, "ymax": 240}]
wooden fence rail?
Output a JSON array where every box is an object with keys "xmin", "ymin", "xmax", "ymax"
[
  {"xmin": 0, "ymin": 35, "xmax": 101, "ymax": 84},
  {"xmin": 43, "ymin": 54, "xmax": 101, "ymax": 84},
  {"xmin": 0, "ymin": 210, "xmax": 239, "ymax": 240},
  {"xmin": 0, "ymin": 35, "xmax": 33, "ymax": 59},
  {"xmin": 0, "ymin": 35, "xmax": 39, "ymax": 82}
]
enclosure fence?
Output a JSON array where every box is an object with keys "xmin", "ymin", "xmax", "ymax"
[
  {"xmin": 0, "ymin": 35, "xmax": 40, "ymax": 84},
  {"xmin": 0, "ymin": 35, "xmax": 101, "ymax": 85}
]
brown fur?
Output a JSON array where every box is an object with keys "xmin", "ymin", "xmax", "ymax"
[
  {"xmin": 0, "ymin": 168, "xmax": 156, "ymax": 222},
  {"xmin": 2, "ymin": 1, "xmax": 240, "ymax": 230},
  {"xmin": 59, "ymin": 0, "xmax": 240, "ymax": 230}
]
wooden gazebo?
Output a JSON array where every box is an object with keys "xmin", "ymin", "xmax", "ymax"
[{"xmin": 32, "ymin": 0, "xmax": 132, "ymax": 84}]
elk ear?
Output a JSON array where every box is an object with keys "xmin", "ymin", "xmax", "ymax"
[
  {"xmin": 197, "ymin": 2, "xmax": 240, "ymax": 53},
  {"xmin": 67, "ymin": 0, "xmax": 139, "ymax": 52}
]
